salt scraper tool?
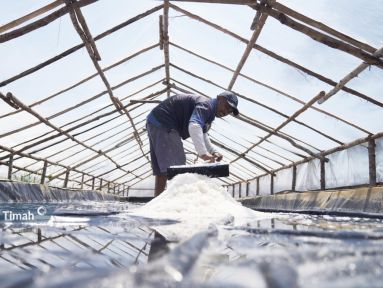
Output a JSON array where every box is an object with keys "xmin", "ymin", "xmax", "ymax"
[{"xmin": 167, "ymin": 162, "xmax": 229, "ymax": 180}]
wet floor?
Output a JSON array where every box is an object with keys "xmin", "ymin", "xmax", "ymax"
[{"xmin": 1, "ymin": 202, "xmax": 383, "ymax": 287}]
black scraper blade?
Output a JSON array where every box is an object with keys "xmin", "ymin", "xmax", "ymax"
[{"xmin": 167, "ymin": 163, "xmax": 229, "ymax": 180}]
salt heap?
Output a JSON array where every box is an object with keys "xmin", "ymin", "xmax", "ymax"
[{"xmin": 131, "ymin": 173, "xmax": 268, "ymax": 240}]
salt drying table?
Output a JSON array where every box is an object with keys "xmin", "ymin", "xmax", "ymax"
[{"xmin": 1, "ymin": 175, "xmax": 383, "ymax": 287}]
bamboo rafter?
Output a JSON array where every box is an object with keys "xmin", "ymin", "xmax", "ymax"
[
  {"xmin": 169, "ymin": 3, "xmax": 383, "ymax": 108},
  {"xmin": 169, "ymin": 42, "xmax": 371, "ymax": 135}
]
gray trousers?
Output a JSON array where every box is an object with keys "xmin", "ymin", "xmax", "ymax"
[{"xmin": 147, "ymin": 123, "xmax": 186, "ymax": 176}]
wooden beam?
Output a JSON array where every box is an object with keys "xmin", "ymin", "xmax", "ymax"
[
  {"xmin": 0, "ymin": 0, "xmax": 97, "ymax": 43},
  {"xmin": 269, "ymin": 2, "xmax": 376, "ymax": 54},
  {"xmin": 320, "ymin": 158, "xmax": 326, "ymax": 190},
  {"xmin": 0, "ymin": 5, "xmax": 163, "ymax": 87},
  {"xmin": 168, "ymin": 4, "xmax": 381, "ymax": 107},
  {"xmin": 231, "ymin": 91, "xmax": 328, "ymax": 164},
  {"xmin": 318, "ymin": 47, "xmax": 383, "ymax": 104},
  {"xmin": 0, "ymin": 92, "xmax": 126, "ymax": 173},
  {"xmin": 7, "ymin": 154, "xmax": 13, "ymax": 180},
  {"xmin": 0, "ymin": 0, "xmax": 64, "ymax": 33},
  {"xmin": 163, "ymin": 0, "xmax": 171, "ymax": 97},
  {"xmin": 130, "ymin": 100, "xmax": 162, "ymax": 104},
  {"xmin": 64, "ymin": 169, "xmax": 70, "ymax": 188},
  {"xmin": 228, "ymin": 7, "xmax": 269, "ymax": 90},
  {"xmin": 40, "ymin": 160, "xmax": 48, "ymax": 184},
  {"xmin": 169, "ymin": 41, "xmax": 371, "ymax": 135},
  {"xmin": 251, "ymin": 4, "xmax": 383, "ymax": 68},
  {"xmin": 292, "ymin": 165, "xmax": 296, "ymax": 191},
  {"xmin": 256, "ymin": 132, "xmax": 383, "ymax": 180},
  {"xmin": 0, "ymin": 143, "xmax": 110, "ymax": 186},
  {"xmin": 211, "ymin": 139, "xmax": 273, "ymax": 175},
  {"xmin": 368, "ymin": 139, "xmax": 377, "ymax": 186},
  {"xmin": 170, "ymin": 63, "xmax": 329, "ymax": 153}
]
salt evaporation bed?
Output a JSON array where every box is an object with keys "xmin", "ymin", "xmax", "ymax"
[{"xmin": 130, "ymin": 173, "xmax": 272, "ymax": 240}]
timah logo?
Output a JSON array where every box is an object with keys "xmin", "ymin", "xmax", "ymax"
[{"xmin": 2, "ymin": 206, "xmax": 46, "ymax": 221}]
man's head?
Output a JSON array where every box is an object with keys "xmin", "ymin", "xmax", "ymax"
[{"xmin": 216, "ymin": 91, "xmax": 239, "ymax": 118}]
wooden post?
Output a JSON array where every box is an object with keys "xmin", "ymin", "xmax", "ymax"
[
  {"xmin": 99, "ymin": 178, "xmax": 103, "ymax": 191},
  {"xmin": 81, "ymin": 173, "xmax": 84, "ymax": 190},
  {"xmin": 368, "ymin": 139, "xmax": 377, "ymax": 186},
  {"xmin": 246, "ymin": 182, "xmax": 250, "ymax": 197},
  {"xmin": 7, "ymin": 154, "xmax": 13, "ymax": 180},
  {"xmin": 64, "ymin": 169, "xmax": 70, "ymax": 188},
  {"xmin": 239, "ymin": 183, "xmax": 242, "ymax": 198},
  {"xmin": 127, "ymin": 186, "xmax": 130, "ymax": 197},
  {"xmin": 232, "ymin": 185, "xmax": 234, "ymax": 197},
  {"xmin": 37, "ymin": 228, "xmax": 42, "ymax": 243},
  {"xmin": 320, "ymin": 159, "xmax": 326, "ymax": 190},
  {"xmin": 91, "ymin": 177, "xmax": 95, "ymax": 190},
  {"xmin": 113, "ymin": 185, "xmax": 116, "ymax": 194},
  {"xmin": 40, "ymin": 160, "xmax": 48, "ymax": 184},
  {"xmin": 256, "ymin": 177, "xmax": 260, "ymax": 195},
  {"xmin": 292, "ymin": 165, "xmax": 297, "ymax": 191},
  {"xmin": 107, "ymin": 181, "xmax": 110, "ymax": 193},
  {"xmin": 270, "ymin": 173, "xmax": 274, "ymax": 195}
]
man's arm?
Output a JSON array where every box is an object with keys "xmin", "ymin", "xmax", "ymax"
[
  {"xmin": 189, "ymin": 122, "xmax": 216, "ymax": 162},
  {"xmin": 203, "ymin": 133, "xmax": 223, "ymax": 161}
]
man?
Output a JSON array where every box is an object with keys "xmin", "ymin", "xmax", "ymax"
[{"xmin": 146, "ymin": 91, "xmax": 239, "ymax": 196}]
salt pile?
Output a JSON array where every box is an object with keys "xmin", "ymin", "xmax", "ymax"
[{"xmin": 130, "ymin": 173, "xmax": 269, "ymax": 240}]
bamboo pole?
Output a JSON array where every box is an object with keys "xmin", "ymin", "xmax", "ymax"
[
  {"xmin": 170, "ymin": 63, "xmax": 331, "ymax": 153},
  {"xmin": 7, "ymin": 154, "xmax": 13, "ymax": 180},
  {"xmin": 163, "ymin": 0, "xmax": 171, "ymax": 97},
  {"xmin": 169, "ymin": 42, "xmax": 371, "ymax": 135},
  {"xmin": 231, "ymin": 91, "xmax": 328, "ymax": 164},
  {"xmin": 0, "ymin": 43, "xmax": 159, "ymax": 121},
  {"xmin": 0, "ymin": 144, "xmax": 110, "ymax": 185},
  {"xmin": 255, "ymin": 132, "xmax": 383, "ymax": 180},
  {"xmin": 169, "ymin": 78, "xmax": 317, "ymax": 159},
  {"xmin": 211, "ymin": 139, "xmax": 273, "ymax": 174},
  {"xmin": 0, "ymin": 5, "xmax": 163, "ymax": 87},
  {"xmin": 0, "ymin": 65, "xmax": 164, "ymax": 140},
  {"xmin": 251, "ymin": 4, "xmax": 383, "ymax": 68},
  {"xmin": 23, "ymin": 111, "xmax": 146, "ymax": 170},
  {"xmin": 320, "ymin": 158, "xmax": 326, "ymax": 190},
  {"xmin": 40, "ymin": 160, "xmax": 48, "ymax": 184},
  {"xmin": 269, "ymin": 2, "xmax": 376, "ymax": 54},
  {"xmin": 368, "ymin": 139, "xmax": 377, "ymax": 186},
  {"xmin": 0, "ymin": 160, "xmax": 83, "ymax": 186},
  {"xmin": 169, "ymin": 81, "xmax": 304, "ymax": 167},
  {"xmin": 0, "ymin": 0, "xmax": 64, "ymax": 33},
  {"xmin": 211, "ymin": 128, "xmax": 294, "ymax": 164},
  {"xmin": 169, "ymin": 3, "xmax": 382, "ymax": 107},
  {"xmin": 318, "ymin": 47, "xmax": 383, "ymax": 104},
  {"xmin": 0, "ymin": 0, "xmax": 97, "ymax": 43},
  {"xmin": 0, "ymin": 93, "xmax": 127, "ymax": 173},
  {"xmin": 227, "ymin": 2, "xmax": 270, "ymax": 90},
  {"xmin": 64, "ymin": 169, "xmax": 70, "ymax": 188},
  {"xmin": 5, "ymin": 82, "xmax": 165, "ymax": 166},
  {"xmin": 172, "ymin": 62, "xmax": 342, "ymax": 149},
  {"xmin": 292, "ymin": 165, "xmax": 296, "ymax": 191}
]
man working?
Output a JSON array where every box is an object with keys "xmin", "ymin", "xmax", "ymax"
[{"xmin": 146, "ymin": 91, "xmax": 239, "ymax": 196}]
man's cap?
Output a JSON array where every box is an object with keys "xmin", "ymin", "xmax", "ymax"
[{"xmin": 218, "ymin": 91, "xmax": 239, "ymax": 116}]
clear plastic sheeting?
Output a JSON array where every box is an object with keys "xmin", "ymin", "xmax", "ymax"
[
  {"xmin": 296, "ymin": 159, "xmax": 321, "ymax": 191},
  {"xmin": 274, "ymin": 167, "xmax": 293, "ymax": 193},
  {"xmin": 2, "ymin": 206, "xmax": 383, "ymax": 288},
  {"xmin": 325, "ymin": 144, "xmax": 369, "ymax": 189},
  {"xmin": 259, "ymin": 174, "xmax": 271, "ymax": 196},
  {"xmin": 248, "ymin": 178, "xmax": 258, "ymax": 197},
  {"xmin": 376, "ymin": 138, "xmax": 383, "ymax": 183},
  {"xmin": 0, "ymin": 181, "xmax": 121, "ymax": 202}
]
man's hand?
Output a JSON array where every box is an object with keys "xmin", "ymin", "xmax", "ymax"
[
  {"xmin": 212, "ymin": 152, "xmax": 223, "ymax": 162},
  {"xmin": 200, "ymin": 152, "xmax": 223, "ymax": 163},
  {"xmin": 200, "ymin": 153, "xmax": 216, "ymax": 163}
]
